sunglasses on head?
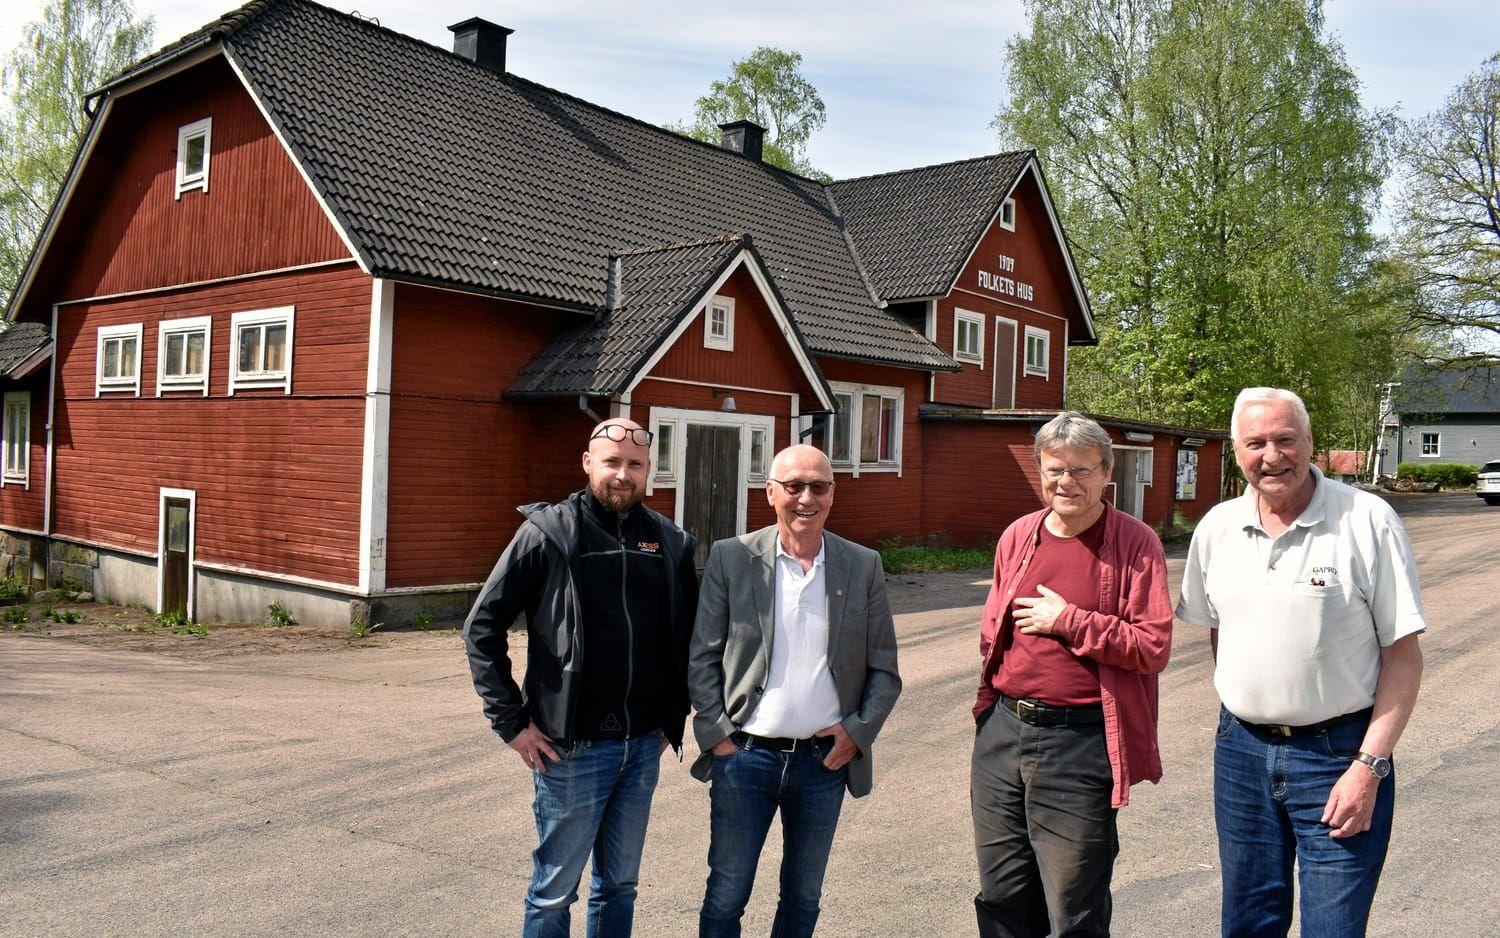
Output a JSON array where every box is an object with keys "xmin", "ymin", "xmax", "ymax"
[
  {"xmin": 770, "ymin": 478, "xmax": 834, "ymax": 497},
  {"xmin": 591, "ymin": 424, "xmax": 654, "ymax": 446}
]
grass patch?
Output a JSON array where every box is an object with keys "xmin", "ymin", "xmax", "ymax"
[{"xmin": 879, "ymin": 544, "xmax": 992, "ymax": 574}]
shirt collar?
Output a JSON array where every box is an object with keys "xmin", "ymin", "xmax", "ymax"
[
  {"xmin": 1241, "ymin": 465, "xmax": 1327, "ymax": 532},
  {"xmin": 775, "ymin": 535, "xmax": 826, "ymax": 567}
]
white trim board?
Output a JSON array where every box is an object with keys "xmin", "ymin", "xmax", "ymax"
[
  {"xmin": 358, "ymin": 278, "xmax": 394, "ymax": 595},
  {"xmin": 950, "ymin": 287, "xmax": 1070, "ymax": 324},
  {"xmin": 156, "ymin": 487, "xmax": 197, "ymax": 619},
  {"xmin": 220, "ymin": 47, "xmax": 372, "ymax": 274},
  {"xmin": 624, "ymin": 250, "xmax": 835, "ymax": 413},
  {"xmin": 941, "ymin": 158, "xmax": 1096, "ymax": 343},
  {"xmin": 54, "ymin": 259, "xmax": 356, "ymax": 307}
]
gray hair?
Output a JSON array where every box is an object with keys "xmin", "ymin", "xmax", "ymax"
[
  {"xmin": 1230, "ymin": 387, "xmax": 1311, "ymax": 440},
  {"xmin": 1034, "ymin": 412, "xmax": 1114, "ymax": 471}
]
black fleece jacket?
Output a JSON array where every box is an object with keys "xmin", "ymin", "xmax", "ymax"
[{"xmin": 461, "ymin": 490, "xmax": 699, "ymax": 749}]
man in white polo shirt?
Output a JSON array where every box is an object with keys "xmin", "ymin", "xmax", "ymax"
[
  {"xmin": 1177, "ymin": 387, "xmax": 1426, "ymax": 937},
  {"xmin": 689, "ymin": 443, "xmax": 902, "ymax": 937}
]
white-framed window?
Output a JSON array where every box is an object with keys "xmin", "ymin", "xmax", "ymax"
[
  {"xmin": 954, "ymin": 309, "xmax": 985, "ymax": 366},
  {"xmin": 157, "ymin": 315, "xmax": 211, "ymax": 396},
  {"xmin": 2, "ymin": 391, "xmax": 30, "ymax": 487},
  {"xmin": 1420, "ymin": 432, "xmax": 1440, "ymax": 457},
  {"xmin": 229, "ymin": 307, "xmax": 294, "ymax": 394},
  {"xmin": 748, "ymin": 425, "xmax": 769, "ymax": 482},
  {"xmin": 96, "ymin": 322, "xmax": 143, "ymax": 396},
  {"xmin": 999, "ymin": 197, "xmax": 1017, "ymax": 232},
  {"xmin": 175, "ymin": 118, "xmax": 212, "ymax": 199},
  {"xmin": 808, "ymin": 389, "xmax": 856, "ymax": 468},
  {"xmin": 805, "ymin": 381, "xmax": 904, "ymax": 475},
  {"xmin": 653, "ymin": 420, "xmax": 676, "ymax": 483},
  {"xmin": 1024, "ymin": 326, "xmax": 1050, "ymax": 378},
  {"xmin": 646, "ymin": 408, "xmax": 773, "ymax": 494},
  {"xmin": 704, "ymin": 296, "xmax": 734, "ymax": 351}
]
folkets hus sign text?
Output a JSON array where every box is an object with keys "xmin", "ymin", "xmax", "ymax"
[{"xmin": 976, "ymin": 253, "xmax": 1034, "ymax": 302}]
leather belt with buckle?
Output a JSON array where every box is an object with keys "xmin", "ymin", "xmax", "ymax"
[
  {"xmin": 999, "ymin": 693, "xmax": 1105, "ymax": 727},
  {"xmin": 1237, "ymin": 707, "xmax": 1372, "ymax": 738},
  {"xmin": 734, "ymin": 731, "xmax": 818, "ymax": 752}
]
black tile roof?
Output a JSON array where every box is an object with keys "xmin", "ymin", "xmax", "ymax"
[
  {"xmin": 75, "ymin": 1, "xmax": 1079, "ymax": 370},
  {"xmin": 511, "ymin": 234, "xmax": 830, "ymax": 400},
  {"xmin": 0, "ymin": 321, "xmax": 50, "ymax": 376},
  {"xmin": 1395, "ymin": 364, "xmax": 1500, "ymax": 415},
  {"xmin": 828, "ymin": 152, "xmax": 1033, "ymax": 302},
  {"xmin": 88, "ymin": 0, "xmax": 1026, "ymax": 371}
]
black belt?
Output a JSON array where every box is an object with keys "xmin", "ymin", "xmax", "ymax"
[
  {"xmin": 1235, "ymin": 707, "xmax": 1372, "ymax": 738},
  {"xmin": 733, "ymin": 731, "xmax": 821, "ymax": 753},
  {"xmin": 998, "ymin": 693, "xmax": 1104, "ymax": 727}
]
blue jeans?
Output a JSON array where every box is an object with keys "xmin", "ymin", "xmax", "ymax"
[
  {"xmin": 523, "ymin": 730, "xmax": 661, "ymax": 938},
  {"xmin": 700, "ymin": 737, "xmax": 848, "ymax": 938},
  {"xmin": 1214, "ymin": 707, "xmax": 1394, "ymax": 938}
]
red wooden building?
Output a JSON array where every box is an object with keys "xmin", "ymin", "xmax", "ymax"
[{"xmin": 0, "ymin": 0, "xmax": 1224, "ymax": 625}]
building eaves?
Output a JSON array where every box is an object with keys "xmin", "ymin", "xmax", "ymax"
[{"xmin": 919, "ymin": 404, "xmax": 1228, "ymax": 440}]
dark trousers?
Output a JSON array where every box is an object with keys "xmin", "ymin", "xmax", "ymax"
[{"xmin": 971, "ymin": 703, "xmax": 1118, "ymax": 938}]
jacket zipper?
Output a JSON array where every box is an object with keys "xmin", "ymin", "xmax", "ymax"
[{"xmin": 617, "ymin": 513, "xmax": 634, "ymax": 738}]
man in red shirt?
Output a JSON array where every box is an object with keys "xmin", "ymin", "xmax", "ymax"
[{"xmin": 971, "ymin": 412, "xmax": 1174, "ymax": 937}]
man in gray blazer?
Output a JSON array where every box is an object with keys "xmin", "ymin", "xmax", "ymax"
[{"xmin": 689, "ymin": 443, "xmax": 902, "ymax": 938}]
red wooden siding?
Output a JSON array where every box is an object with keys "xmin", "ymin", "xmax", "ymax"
[
  {"xmin": 932, "ymin": 172, "xmax": 1078, "ymax": 410},
  {"xmin": 922, "ymin": 419, "xmax": 1226, "ymax": 548},
  {"xmin": 0, "ymin": 372, "xmax": 50, "ymax": 532},
  {"xmin": 51, "ymin": 264, "xmax": 370, "ymax": 584},
  {"xmin": 21, "ymin": 57, "xmax": 348, "ymax": 315},
  {"xmin": 384, "ymin": 284, "xmax": 585, "ymax": 587},
  {"xmin": 646, "ymin": 266, "xmax": 822, "ymax": 403}
]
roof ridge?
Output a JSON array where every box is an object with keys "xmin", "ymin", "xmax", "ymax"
[
  {"xmin": 500, "ymin": 72, "xmax": 831, "ymax": 187},
  {"xmin": 829, "ymin": 149, "xmax": 1034, "ymax": 187},
  {"xmin": 612, "ymin": 233, "xmax": 746, "ymax": 258}
]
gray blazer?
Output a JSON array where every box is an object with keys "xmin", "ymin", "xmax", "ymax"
[{"xmin": 688, "ymin": 525, "xmax": 902, "ymax": 797}]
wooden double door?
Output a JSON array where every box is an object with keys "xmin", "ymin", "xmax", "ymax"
[{"xmin": 681, "ymin": 424, "xmax": 741, "ymax": 569}]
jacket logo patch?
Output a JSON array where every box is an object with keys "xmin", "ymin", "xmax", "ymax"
[{"xmin": 635, "ymin": 541, "xmax": 660, "ymax": 553}]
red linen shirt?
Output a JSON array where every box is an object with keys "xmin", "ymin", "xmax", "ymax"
[
  {"xmin": 975, "ymin": 502, "xmax": 1174, "ymax": 808},
  {"xmin": 993, "ymin": 516, "xmax": 1105, "ymax": 705}
]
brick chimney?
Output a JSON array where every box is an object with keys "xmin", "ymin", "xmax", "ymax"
[
  {"xmin": 718, "ymin": 120, "xmax": 765, "ymax": 162},
  {"xmin": 449, "ymin": 18, "xmax": 513, "ymax": 73}
]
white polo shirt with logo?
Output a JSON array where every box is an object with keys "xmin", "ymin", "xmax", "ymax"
[{"xmin": 1176, "ymin": 468, "xmax": 1427, "ymax": 726}]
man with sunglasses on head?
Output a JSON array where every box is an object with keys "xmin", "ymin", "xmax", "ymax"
[
  {"xmin": 688, "ymin": 443, "xmax": 902, "ymax": 937},
  {"xmin": 463, "ymin": 417, "xmax": 699, "ymax": 938}
]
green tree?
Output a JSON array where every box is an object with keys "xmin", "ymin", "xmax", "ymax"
[
  {"xmin": 1394, "ymin": 52, "xmax": 1500, "ymax": 365},
  {"xmin": 0, "ymin": 0, "xmax": 154, "ymax": 310},
  {"xmin": 996, "ymin": 0, "xmax": 1395, "ymax": 436},
  {"xmin": 670, "ymin": 47, "xmax": 827, "ymax": 179}
]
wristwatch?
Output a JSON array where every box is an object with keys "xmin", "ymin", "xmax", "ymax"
[{"xmin": 1355, "ymin": 751, "xmax": 1391, "ymax": 779}]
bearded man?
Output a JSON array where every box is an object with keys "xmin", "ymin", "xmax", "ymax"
[{"xmin": 463, "ymin": 417, "xmax": 699, "ymax": 938}]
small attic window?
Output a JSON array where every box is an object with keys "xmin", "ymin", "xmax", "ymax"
[
  {"xmin": 999, "ymin": 197, "xmax": 1016, "ymax": 232},
  {"xmin": 704, "ymin": 296, "xmax": 734, "ymax": 351},
  {"xmin": 175, "ymin": 118, "xmax": 212, "ymax": 199}
]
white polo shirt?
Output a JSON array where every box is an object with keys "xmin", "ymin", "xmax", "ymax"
[
  {"xmin": 741, "ymin": 537, "xmax": 843, "ymax": 739},
  {"xmin": 1176, "ymin": 468, "xmax": 1427, "ymax": 725}
]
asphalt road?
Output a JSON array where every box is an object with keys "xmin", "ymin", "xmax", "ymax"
[{"xmin": 2, "ymin": 493, "xmax": 1497, "ymax": 936}]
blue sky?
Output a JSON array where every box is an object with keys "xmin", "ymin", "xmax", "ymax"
[{"xmin": 2, "ymin": 0, "xmax": 1497, "ymax": 208}]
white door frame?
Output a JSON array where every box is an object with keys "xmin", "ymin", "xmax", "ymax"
[
  {"xmin": 993, "ymin": 315, "xmax": 1018, "ymax": 409},
  {"xmin": 651, "ymin": 407, "xmax": 775, "ymax": 535},
  {"xmin": 1110, "ymin": 445, "xmax": 1153, "ymax": 520},
  {"xmin": 157, "ymin": 486, "xmax": 197, "ymax": 619}
]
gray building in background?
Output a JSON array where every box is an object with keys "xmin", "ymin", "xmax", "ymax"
[{"xmin": 1376, "ymin": 366, "xmax": 1500, "ymax": 474}]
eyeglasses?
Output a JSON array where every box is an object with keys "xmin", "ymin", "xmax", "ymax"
[
  {"xmin": 769, "ymin": 478, "xmax": 834, "ymax": 497},
  {"xmin": 591, "ymin": 424, "xmax": 654, "ymax": 446},
  {"xmin": 1040, "ymin": 463, "xmax": 1105, "ymax": 481}
]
